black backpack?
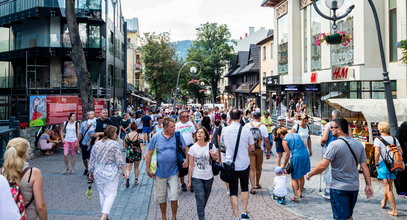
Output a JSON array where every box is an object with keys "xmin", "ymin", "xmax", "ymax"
[
  {"xmin": 249, "ymin": 123, "xmax": 263, "ymax": 149},
  {"xmin": 175, "ymin": 131, "xmax": 189, "ymax": 177}
]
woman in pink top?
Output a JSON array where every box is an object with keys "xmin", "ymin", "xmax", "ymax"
[{"xmin": 61, "ymin": 112, "xmax": 80, "ymax": 174}]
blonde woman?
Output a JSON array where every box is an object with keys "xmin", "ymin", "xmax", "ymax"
[
  {"xmin": 88, "ymin": 125, "xmax": 129, "ymax": 220},
  {"xmin": 1, "ymin": 138, "xmax": 48, "ymax": 220},
  {"xmin": 374, "ymin": 121, "xmax": 403, "ymax": 216}
]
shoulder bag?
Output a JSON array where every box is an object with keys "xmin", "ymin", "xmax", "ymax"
[
  {"xmin": 209, "ymin": 143, "xmax": 222, "ymax": 176},
  {"xmin": 220, "ymin": 126, "xmax": 243, "ymax": 183}
]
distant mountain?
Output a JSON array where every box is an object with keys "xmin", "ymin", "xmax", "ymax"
[{"xmin": 172, "ymin": 40, "xmax": 192, "ymax": 60}]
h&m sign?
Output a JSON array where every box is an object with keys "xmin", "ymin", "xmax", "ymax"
[{"xmin": 331, "ymin": 66, "xmax": 355, "ymax": 80}]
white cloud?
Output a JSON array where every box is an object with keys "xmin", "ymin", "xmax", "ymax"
[{"xmin": 120, "ymin": 0, "xmax": 274, "ymax": 41}]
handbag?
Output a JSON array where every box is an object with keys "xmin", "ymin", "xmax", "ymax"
[
  {"xmin": 220, "ymin": 126, "xmax": 243, "ymax": 183},
  {"xmin": 209, "ymin": 143, "xmax": 222, "ymax": 176}
]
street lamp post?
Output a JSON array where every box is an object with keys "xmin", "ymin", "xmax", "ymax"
[
  {"xmin": 313, "ymin": 0, "xmax": 398, "ymax": 135},
  {"xmin": 200, "ymin": 78, "xmax": 215, "ymax": 109},
  {"xmin": 173, "ymin": 61, "xmax": 201, "ymax": 109}
]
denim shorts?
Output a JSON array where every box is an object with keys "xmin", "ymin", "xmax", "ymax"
[
  {"xmin": 330, "ymin": 189, "xmax": 358, "ymax": 220},
  {"xmin": 142, "ymin": 127, "xmax": 152, "ymax": 134}
]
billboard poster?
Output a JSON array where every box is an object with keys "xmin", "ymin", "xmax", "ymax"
[
  {"xmin": 29, "ymin": 96, "xmax": 47, "ymax": 127},
  {"xmin": 46, "ymin": 96, "xmax": 106, "ymax": 125}
]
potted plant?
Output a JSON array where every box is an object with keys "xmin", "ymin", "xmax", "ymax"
[{"xmin": 316, "ymin": 31, "xmax": 352, "ymax": 46}]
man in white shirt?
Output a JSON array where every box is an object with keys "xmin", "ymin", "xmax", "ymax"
[
  {"xmin": 0, "ymin": 175, "xmax": 20, "ymax": 220},
  {"xmin": 220, "ymin": 108, "xmax": 254, "ymax": 220},
  {"xmin": 176, "ymin": 111, "xmax": 197, "ymax": 192},
  {"xmin": 245, "ymin": 111, "xmax": 271, "ymax": 194}
]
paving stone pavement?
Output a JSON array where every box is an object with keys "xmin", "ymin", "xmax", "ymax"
[
  {"xmin": 28, "ymin": 135, "xmax": 407, "ymax": 220},
  {"xmin": 28, "ymin": 148, "xmax": 152, "ymax": 220}
]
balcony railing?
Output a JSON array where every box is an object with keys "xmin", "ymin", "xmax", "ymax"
[{"xmin": 0, "ymin": 0, "xmax": 102, "ymax": 18}]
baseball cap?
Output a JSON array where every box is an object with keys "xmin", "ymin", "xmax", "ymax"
[
  {"xmin": 252, "ymin": 112, "xmax": 261, "ymax": 118},
  {"xmin": 274, "ymin": 166, "xmax": 283, "ymax": 174},
  {"xmin": 277, "ymin": 116, "xmax": 285, "ymax": 121}
]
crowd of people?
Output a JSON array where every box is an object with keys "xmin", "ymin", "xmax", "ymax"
[{"xmin": 0, "ymin": 104, "xmax": 406, "ymax": 220}]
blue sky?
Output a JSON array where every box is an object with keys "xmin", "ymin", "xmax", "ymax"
[{"xmin": 121, "ymin": 0, "xmax": 274, "ymax": 41}]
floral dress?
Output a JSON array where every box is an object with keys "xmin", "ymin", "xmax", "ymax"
[{"xmin": 125, "ymin": 133, "xmax": 143, "ymax": 163}]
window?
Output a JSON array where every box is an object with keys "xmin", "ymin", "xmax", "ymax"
[
  {"xmin": 311, "ymin": 1, "xmax": 321, "ymax": 71},
  {"xmin": 331, "ymin": 0, "xmax": 354, "ymax": 66},
  {"xmin": 270, "ymin": 43, "xmax": 273, "ymax": 58},
  {"xmin": 262, "ymin": 46, "xmax": 266, "ymax": 60},
  {"xmin": 303, "ymin": 7, "xmax": 308, "ymax": 72},
  {"xmin": 389, "ymin": 0, "xmax": 398, "ymax": 61},
  {"xmin": 278, "ymin": 15, "xmax": 288, "ymax": 74},
  {"xmin": 62, "ymin": 61, "xmax": 78, "ymax": 88}
]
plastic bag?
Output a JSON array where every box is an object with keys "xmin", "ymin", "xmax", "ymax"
[{"xmin": 149, "ymin": 148, "xmax": 157, "ymax": 174}]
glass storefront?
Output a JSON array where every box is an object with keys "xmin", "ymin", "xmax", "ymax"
[
  {"xmin": 310, "ymin": 1, "xmax": 322, "ymax": 71},
  {"xmin": 331, "ymin": 0, "xmax": 354, "ymax": 66}
]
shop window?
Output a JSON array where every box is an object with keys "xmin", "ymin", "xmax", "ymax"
[
  {"xmin": 278, "ymin": 15, "xmax": 288, "ymax": 74},
  {"xmin": 372, "ymin": 81, "xmax": 385, "ymax": 90},
  {"xmin": 372, "ymin": 91, "xmax": 385, "ymax": 99},
  {"xmin": 389, "ymin": 0, "xmax": 398, "ymax": 62},
  {"xmin": 62, "ymin": 61, "xmax": 78, "ymax": 88},
  {"xmin": 349, "ymin": 92, "xmax": 358, "ymax": 99},
  {"xmin": 311, "ymin": 1, "xmax": 321, "ymax": 71},
  {"xmin": 362, "ymin": 91, "xmax": 371, "ymax": 99},
  {"xmin": 349, "ymin": 81, "xmax": 359, "ymax": 91},
  {"xmin": 361, "ymin": 81, "xmax": 370, "ymax": 90}
]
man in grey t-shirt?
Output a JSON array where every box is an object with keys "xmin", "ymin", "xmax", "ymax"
[{"xmin": 306, "ymin": 118, "xmax": 373, "ymax": 220}]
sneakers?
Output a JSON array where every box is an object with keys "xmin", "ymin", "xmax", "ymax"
[
  {"xmin": 320, "ymin": 191, "xmax": 330, "ymax": 200},
  {"xmin": 241, "ymin": 212, "xmax": 250, "ymax": 219},
  {"xmin": 278, "ymin": 197, "xmax": 286, "ymax": 205},
  {"xmin": 181, "ymin": 183, "xmax": 187, "ymax": 192}
]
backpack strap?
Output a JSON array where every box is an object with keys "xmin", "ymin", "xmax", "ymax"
[
  {"xmin": 296, "ymin": 124, "xmax": 299, "ymax": 133},
  {"xmin": 232, "ymin": 126, "xmax": 243, "ymax": 163},
  {"xmin": 21, "ymin": 167, "xmax": 35, "ymax": 208}
]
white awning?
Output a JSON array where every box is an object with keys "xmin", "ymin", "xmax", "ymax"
[
  {"xmin": 326, "ymin": 99, "xmax": 407, "ymax": 124},
  {"xmin": 321, "ymin": 91, "xmax": 343, "ymax": 101}
]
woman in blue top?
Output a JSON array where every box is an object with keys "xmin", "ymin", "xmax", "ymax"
[{"xmin": 278, "ymin": 127, "xmax": 311, "ymax": 202}]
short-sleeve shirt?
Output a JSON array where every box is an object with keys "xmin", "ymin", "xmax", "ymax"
[
  {"xmin": 110, "ymin": 115, "xmax": 122, "ymax": 128},
  {"xmin": 80, "ymin": 120, "xmax": 96, "ymax": 146},
  {"xmin": 120, "ymin": 119, "xmax": 131, "ymax": 133},
  {"xmin": 244, "ymin": 122, "xmax": 268, "ymax": 151},
  {"xmin": 260, "ymin": 117, "xmax": 273, "ymax": 133},
  {"xmin": 95, "ymin": 118, "xmax": 114, "ymax": 133},
  {"xmin": 135, "ymin": 118, "xmax": 143, "ymax": 129},
  {"xmin": 175, "ymin": 121, "xmax": 196, "ymax": 146},
  {"xmin": 324, "ymin": 136, "xmax": 367, "ymax": 191},
  {"xmin": 141, "ymin": 115, "xmax": 152, "ymax": 127},
  {"xmin": 148, "ymin": 132, "xmax": 187, "ymax": 178},
  {"xmin": 220, "ymin": 122, "xmax": 254, "ymax": 171},
  {"xmin": 188, "ymin": 143, "xmax": 217, "ymax": 180},
  {"xmin": 39, "ymin": 133, "xmax": 50, "ymax": 141},
  {"xmin": 373, "ymin": 136, "xmax": 400, "ymax": 163}
]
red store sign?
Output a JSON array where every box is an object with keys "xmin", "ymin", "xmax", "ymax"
[{"xmin": 332, "ymin": 66, "xmax": 354, "ymax": 80}]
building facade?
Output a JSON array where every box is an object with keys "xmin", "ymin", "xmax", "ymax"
[
  {"xmin": 261, "ymin": 0, "xmax": 406, "ymax": 118},
  {"xmin": 0, "ymin": 0, "xmax": 127, "ymax": 121},
  {"xmin": 257, "ymin": 30, "xmax": 275, "ymax": 111}
]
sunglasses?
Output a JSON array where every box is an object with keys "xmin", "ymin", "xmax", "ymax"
[{"xmin": 331, "ymin": 126, "xmax": 339, "ymax": 129}]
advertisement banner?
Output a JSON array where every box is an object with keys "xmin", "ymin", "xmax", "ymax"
[
  {"xmin": 29, "ymin": 96, "xmax": 47, "ymax": 127},
  {"xmin": 46, "ymin": 96, "xmax": 106, "ymax": 125}
]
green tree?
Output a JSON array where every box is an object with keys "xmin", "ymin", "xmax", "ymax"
[
  {"xmin": 142, "ymin": 32, "xmax": 180, "ymax": 106},
  {"xmin": 66, "ymin": 0, "xmax": 94, "ymax": 119},
  {"xmin": 187, "ymin": 22, "xmax": 235, "ymax": 103},
  {"xmin": 400, "ymin": 39, "xmax": 407, "ymax": 64}
]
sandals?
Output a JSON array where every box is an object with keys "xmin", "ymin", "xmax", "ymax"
[
  {"xmin": 250, "ymin": 188, "xmax": 256, "ymax": 194},
  {"xmin": 135, "ymin": 179, "xmax": 139, "ymax": 185},
  {"xmin": 290, "ymin": 197, "xmax": 299, "ymax": 202},
  {"xmin": 387, "ymin": 210, "xmax": 398, "ymax": 216},
  {"xmin": 63, "ymin": 168, "xmax": 69, "ymax": 174},
  {"xmin": 254, "ymin": 184, "xmax": 262, "ymax": 189}
]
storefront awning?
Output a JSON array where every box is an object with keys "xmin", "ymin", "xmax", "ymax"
[
  {"xmin": 131, "ymin": 93, "xmax": 156, "ymax": 103},
  {"xmin": 250, "ymin": 83, "xmax": 260, "ymax": 94},
  {"xmin": 326, "ymin": 99, "xmax": 407, "ymax": 124},
  {"xmin": 321, "ymin": 91, "xmax": 342, "ymax": 101}
]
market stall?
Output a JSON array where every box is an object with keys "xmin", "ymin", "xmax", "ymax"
[{"xmin": 326, "ymin": 99, "xmax": 407, "ymax": 177}]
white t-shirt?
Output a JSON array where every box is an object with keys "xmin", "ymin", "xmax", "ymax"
[
  {"xmin": 244, "ymin": 121, "xmax": 268, "ymax": 150},
  {"xmin": 87, "ymin": 118, "xmax": 97, "ymax": 132},
  {"xmin": 294, "ymin": 124, "xmax": 310, "ymax": 146},
  {"xmin": 176, "ymin": 121, "xmax": 196, "ymax": 146},
  {"xmin": 273, "ymin": 175, "xmax": 288, "ymax": 197},
  {"xmin": 0, "ymin": 175, "xmax": 20, "ymax": 220},
  {"xmin": 194, "ymin": 111, "xmax": 202, "ymax": 121},
  {"xmin": 373, "ymin": 136, "xmax": 400, "ymax": 163},
  {"xmin": 135, "ymin": 118, "xmax": 143, "ymax": 129},
  {"xmin": 188, "ymin": 143, "xmax": 217, "ymax": 180},
  {"xmin": 220, "ymin": 122, "xmax": 254, "ymax": 171},
  {"xmin": 64, "ymin": 121, "xmax": 78, "ymax": 142}
]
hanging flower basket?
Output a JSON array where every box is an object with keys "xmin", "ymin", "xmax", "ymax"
[
  {"xmin": 316, "ymin": 31, "xmax": 352, "ymax": 46},
  {"xmin": 199, "ymin": 89, "xmax": 207, "ymax": 93},
  {"xmin": 188, "ymin": 79, "xmax": 200, "ymax": 85}
]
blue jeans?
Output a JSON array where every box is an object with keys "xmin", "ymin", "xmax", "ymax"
[
  {"xmin": 268, "ymin": 133, "xmax": 273, "ymax": 153},
  {"xmin": 192, "ymin": 177, "xmax": 214, "ymax": 220},
  {"xmin": 330, "ymin": 189, "xmax": 358, "ymax": 220}
]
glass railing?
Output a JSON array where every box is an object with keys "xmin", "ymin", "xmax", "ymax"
[{"xmin": 0, "ymin": 0, "xmax": 102, "ymax": 18}]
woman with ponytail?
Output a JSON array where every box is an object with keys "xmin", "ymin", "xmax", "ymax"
[{"xmin": 1, "ymin": 137, "xmax": 48, "ymax": 220}]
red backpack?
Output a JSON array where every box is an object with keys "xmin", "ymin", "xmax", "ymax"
[
  {"xmin": 214, "ymin": 112, "xmax": 222, "ymax": 120},
  {"xmin": 9, "ymin": 167, "xmax": 35, "ymax": 220}
]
